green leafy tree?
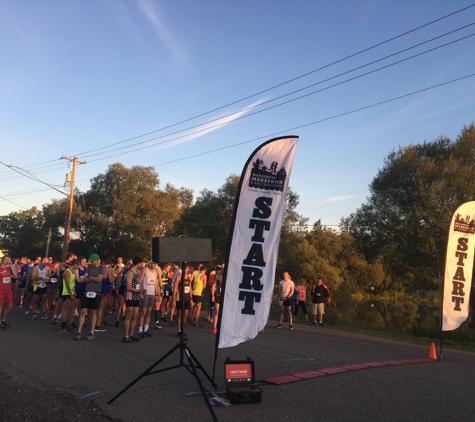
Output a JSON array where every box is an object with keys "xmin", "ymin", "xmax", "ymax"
[
  {"xmin": 0, "ymin": 207, "xmax": 51, "ymax": 258},
  {"xmin": 351, "ymin": 123, "xmax": 475, "ymax": 290},
  {"xmin": 43, "ymin": 163, "xmax": 192, "ymax": 259},
  {"xmin": 171, "ymin": 175, "xmax": 239, "ymax": 263}
]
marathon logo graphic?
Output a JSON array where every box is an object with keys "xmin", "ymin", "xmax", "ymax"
[
  {"xmin": 453, "ymin": 213, "xmax": 475, "ymax": 235},
  {"xmin": 249, "ymin": 158, "xmax": 287, "ymax": 191}
]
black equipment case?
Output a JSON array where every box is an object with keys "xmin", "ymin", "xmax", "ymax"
[{"xmin": 224, "ymin": 357, "xmax": 262, "ymax": 404}]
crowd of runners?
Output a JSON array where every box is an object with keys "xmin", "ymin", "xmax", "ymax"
[
  {"xmin": 0, "ymin": 253, "xmax": 331, "ymax": 341},
  {"xmin": 0, "ymin": 253, "xmax": 223, "ymax": 343}
]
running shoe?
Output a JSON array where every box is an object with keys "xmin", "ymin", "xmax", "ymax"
[
  {"xmin": 86, "ymin": 333, "xmax": 95, "ymax": 340},
  {"xmin": 32, "ymin": 315, "xmax": 37, "ymax": 320},
  {"xmin": 176, "ymin": 331, "xmax": 182, "ymax": 337},
  {"xmin": 212, "ymin": 328, "xmax": 217, "ymax": 335},
  {"xmin": 74, "ymin": 333, "xmax": 81, "ymax": 340},
  {"xmin": 41, "ymin": 314, "xmax": 50, "ymax": 320},
  {"xmin": 1, "ymin": 322, "xmax": 10, "ymax": 328},
  {"xmin": 138, "ymin": 332, "xmax": 146, "ymax": 339},
  {"xmin": 115, "ymin": 321, "xmax": 120, "ymax": 327},
  {"xmin": 194, "ymin": 323, "xmax": 204, "ymax": 327},
  {"xmin": 311, "ymin": 322, "xmax": 317, "ymax": 326},
  {"xmin": 276, "ymin": 324, "xmax": 282, "ymax": 329},
  {"xmin": 0, "ymin": 325, "xmax": 6, "ymax": 331},
  {"xmin": 168, "ymin": 321, "xmax": 174, "ymax": 327},
  {"xmin": 289, "ymin": 325, "xmax": 293, "ymax": 330},
  {"xmin": 122, "ymin": 337, "xmax": 134, "ymax": 343},
  {"xmin": 209, "ymin": 318, "xmax": 213, "ymax": 323},
  {"xmin": 51, "ymin": 318, "xmax": 57, "ymax": 325},
  {"xmin": 160, "ymin": 317, "xmax": 168, "ymax": 323},
  {"xmin": 94, "ymin": 326, "xmax": 107, "ymax": 332},
  {"xmin": 319, "ymin": 322, "xmax": 323, "ymax": 327},
  {"xmin": 155, "ymin": 323, "xmax": 162, "ymax": 330},
  {"xmin": 68, "ymin": 322, "xmax": 77, "ymax": 328},
  {"xmin": 24, "ymin": 310, "xmax": 29, "ymax": 315},
  {"xmin": 143, "ymin": 331, "xmax": 152, "ymax": 337},
  {"xmin": 129, "ymin": 336, "xmax": 140, "ymax": 342},
  {"xmin": 60, "ymin": 327, "xmax": 72, "ymax": 334}
]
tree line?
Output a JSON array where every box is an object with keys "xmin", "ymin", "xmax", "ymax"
[{"xmin": 1, "ymin": 123, "xmax": 474, "ymax": 295}]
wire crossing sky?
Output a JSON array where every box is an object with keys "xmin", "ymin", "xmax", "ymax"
[{"xmin": 1, "ymin": 1, "xmax": 474, "ymax": 227}]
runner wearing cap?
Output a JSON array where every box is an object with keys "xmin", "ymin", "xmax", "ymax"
[{"xmin": 75, "ymin": 254, "xmax": 105, "ymax": 340}]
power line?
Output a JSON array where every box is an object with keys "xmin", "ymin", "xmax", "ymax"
[
  {"xmin": 58, "ymin": 26, "xmax": 475, "ymax": 163},
  {"xmin": 79, "ymin": 33, "xmax": 475, "ymax": 163},
  {"xmin": 1, "ymin": 3, "xmax": 472, "ymax": 177},
  {"xmin": 1, "ymin": 29, "xmax": 461, "ymax": 171},
  {"xmin": 150, "ymin": 73, "xmax": 475, "ymax": 167},
  {"xmin": 0, "ymin": 195, "xmax": 28, "ymax": 210},
  {"xmin": 0, "ymin": 162, "xmax": 69, "ymax": 196},
  {"xmin": 68, "ymin": 3, "xmax": 475, "ymax": 158},
  {"xmin": 0, "ymin": 187, "xmax": 52, "ymax": 200}
]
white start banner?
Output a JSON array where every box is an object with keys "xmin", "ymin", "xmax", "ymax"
[
  {"xmin": 442, "ymin": 201, "xmax": 475, "ymax": 331},
  {"xmin": 217, "ymin": 135, "xmax": 298, "ymax": 348}
]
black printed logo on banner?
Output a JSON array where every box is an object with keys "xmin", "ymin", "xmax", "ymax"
[
  {"xmin": 249, "ymin": 159, "xmax": 287, "ymax": 191},
  {"xmin": 454, "ymin": 214, "xmax": 475, "ymax": 235}
]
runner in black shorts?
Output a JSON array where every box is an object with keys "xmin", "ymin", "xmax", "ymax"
[
  {"xmin": 173, "ymin": 266, "xmax": 192, "ymax": 338},
  {"xmin": 122, "ymin": 257, "xmax": 146, "ymax": 344}
]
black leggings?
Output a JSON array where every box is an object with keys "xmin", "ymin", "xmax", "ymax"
[{"xmin": 294, "ymin": 301, "xmax": 307, "ymax": 316}]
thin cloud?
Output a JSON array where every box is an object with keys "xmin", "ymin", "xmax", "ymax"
[
  {"xmin": 151, "ymin": 98, "xmax": 268, "ymax": 150},
  {"xmin": 136, "ymin": 0, "xmax": 184, "ymax": 63},
  {"xmin": 315, "ymin": 195, "xmax": 358, "ymax": 203}
]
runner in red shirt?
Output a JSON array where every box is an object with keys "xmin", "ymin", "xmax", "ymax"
[{"xmin": 0, "ymin": 256, "xmax": 18, "ymax": 329}]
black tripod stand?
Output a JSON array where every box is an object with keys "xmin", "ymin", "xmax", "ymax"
[{"xmin": 108, "ymin": 261, "xmax": 218, "ymax": 421}]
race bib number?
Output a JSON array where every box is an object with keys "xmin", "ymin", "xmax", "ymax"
[
  {"xmin": 86, "ymin": 291, "xmax": 97, "ymax": 298},
  {"xmin": 279, "ymin": 300, "xmax": 283, "ymax": 306},
  {"xmin": 2, "ymin": 277, "xmax": 11, "ymax": 284},
  {"xmin": 50, "ymin": 278, "xmax": 57, "ymax": 283},
  {"xmin": 165, "ymin": 290, "xmax": 170, "ymax": 297},
  {"xmin": 148, "ymin": 279, "xmax": 155, "ymax": 285},
  {"xmin": 39, "ymin": 282, "xmax": 46, "ymax": 288},
  {"xmin": 136, "ymin": 283, "xmax": 141, "ymax": 290},
  {"xmin": 184, "ymin": 286, "xmax": 190, "ymax": 294}
]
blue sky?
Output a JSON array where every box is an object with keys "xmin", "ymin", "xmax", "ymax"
[{"xmin": 1, "ymin": 0, "xmax": 474, "ymax": 228}]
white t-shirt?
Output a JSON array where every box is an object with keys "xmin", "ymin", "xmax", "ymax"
[{"xmin": 279, "ymin": 279, "xmax": 294, "ymax": 299}]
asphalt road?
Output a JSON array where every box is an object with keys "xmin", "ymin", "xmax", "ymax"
[{"xmin": 1, "ymin": 307, "xmax": 474, "ymax": 422}]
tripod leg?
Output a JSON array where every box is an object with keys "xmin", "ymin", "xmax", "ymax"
[
  {"xmin": 108, "ymin": 344, "xmax": 180, "ymax": 404},
  {"xmin": 184, "ymin": 347, "xmax": 218, "ymax": 422},
  {"xmin": 187, "ymin": 346, "xmax": 217, "ymax": 388}
]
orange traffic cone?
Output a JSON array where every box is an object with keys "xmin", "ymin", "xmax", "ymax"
[{"xmin": 429, "ymin": 342, "xmax": 437, "ymax": 360}]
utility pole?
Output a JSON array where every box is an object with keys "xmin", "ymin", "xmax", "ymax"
[
  {"xmin": 45, "ymin": 228, "xmax": 52, "ymax": 258},
  {"xmin": 61, "ymin": 156, "xmax": 86, "ymax": 261}
]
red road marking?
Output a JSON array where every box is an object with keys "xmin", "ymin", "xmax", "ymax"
[{"xmin": 263, "ymin": 357, "xmax": 437, "ymax": 385}]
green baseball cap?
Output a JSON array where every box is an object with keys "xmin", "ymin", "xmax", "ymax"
[{"xmin": 88, "ymin": 253, "xmax": 100, "ymax": 262}]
